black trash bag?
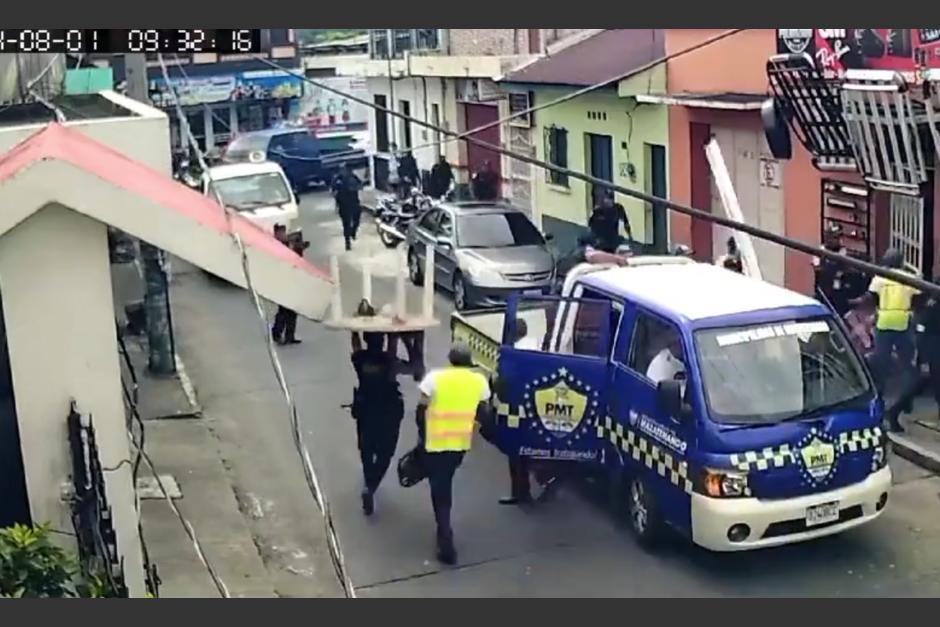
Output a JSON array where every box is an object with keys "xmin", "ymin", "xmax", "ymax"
[{"xmin": 397, "ymin": 445, "xmax": 427, "ymax": 488}]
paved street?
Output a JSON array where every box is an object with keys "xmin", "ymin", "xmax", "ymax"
[{"xmin": 171, "ymin": 191, "xmax": 940, "ymax": 597}]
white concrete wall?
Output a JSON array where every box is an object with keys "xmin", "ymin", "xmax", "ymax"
[
  {"xmin": 0, "ymin": 98, "xmax": 165, "ymax": 597},
  {"xmin": 0, "ymin": 93, "xmax": 171, "ymax": 175},
  {"xmin": 0, "ymin": 205, "xmax": 145, "ymax": 596},
  {"xmin": 367, "ymin": 76, "xmax": 460, "ymax": 173}
]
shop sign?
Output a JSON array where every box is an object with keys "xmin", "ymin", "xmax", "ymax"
[
  {"xmin": 776, "ymin": 29, "xmax": 940, "ymax": 82},
  {"xmin": 149, "ymin": 69, "xmax": 304, "ymax": 108}
]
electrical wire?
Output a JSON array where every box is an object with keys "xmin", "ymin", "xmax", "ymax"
[
  {"xmin": 128, "ymin": 433, "xmax": 231, "ymax": 598},
  {"xmin": 253, "ymin": 54, "xmax": 940, "ymax": 296},
  {"xmin": 101, "ymin": 458, "xmax": 132, "ymax": 472},
  {"xmin": 168, "ymin": 54, "xmax": 233, "ymax": 134},
  {"xmin": 156, "ymin": 53, "xmax": 356, "ymax": 599},
  {"xmin": 260, "ymin": 29, "xmax": 750, "ymax": 167},
  {"xmin": 317, "ymin": 29, "xmax": 748, "ymax": 162}
]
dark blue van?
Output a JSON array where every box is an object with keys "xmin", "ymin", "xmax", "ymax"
[{"xmin": 223, "ymin": 127, "xmax": 367, "ymax": 191}]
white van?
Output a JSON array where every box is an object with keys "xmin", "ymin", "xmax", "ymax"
[{"xmin": 203, "ymin": 161, "xmax": 299, "ymax": 233}]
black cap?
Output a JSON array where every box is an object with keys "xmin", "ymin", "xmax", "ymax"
[{"xmin": 448, "ymin": 342, "xmax": 474, "ymax": 367}]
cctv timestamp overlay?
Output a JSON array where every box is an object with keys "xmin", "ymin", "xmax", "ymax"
[{"xmin": 0, "ymin": 29, "xmax": 262, "ymax": 53}]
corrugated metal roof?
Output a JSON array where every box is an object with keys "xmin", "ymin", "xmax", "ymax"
[{"xmin": 501, "ymin": 29, "xmax": 665, "ymax": 87}]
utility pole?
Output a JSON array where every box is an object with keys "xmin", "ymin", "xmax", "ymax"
[{"xmin": 125, "ymin": 53, "xmax": 176, "ymax": 375}]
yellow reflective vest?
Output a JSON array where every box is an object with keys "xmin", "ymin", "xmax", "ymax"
[
  {"xmin": 871, "ymin": 275, "xmax": 919, "ymax": 332},
  {"xmin": 425, "ymin": 368, "xmax": 488, "ymax": 453}
]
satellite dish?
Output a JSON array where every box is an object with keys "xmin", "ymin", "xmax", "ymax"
[
  {"xmin": 249, "ymin": 150, "xmax": 266, "ymax": 164},
  {"xmin": 761, "ymin": 97, "xmax": 792, "ymax": 160}
]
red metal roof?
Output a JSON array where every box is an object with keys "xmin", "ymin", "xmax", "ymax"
[
  {"xmin": 0, "ymin": 123, "xmax": 330, "ymax": 281},
  {"xmin": 501, "ymin": 29, "xmax": 665, "ymax": 87}
]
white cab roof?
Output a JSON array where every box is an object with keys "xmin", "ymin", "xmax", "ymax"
[
  {"xmin": 580, "ymin": 262, "xmax": 821, "ymax": 322},
  {"xmin": 206, "ymin": 161, "xmax": 286, "ymax": 181}
]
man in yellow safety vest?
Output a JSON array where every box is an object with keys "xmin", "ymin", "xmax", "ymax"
[
  {"xmin": 862, "ymin": 248, "xmax": 921, "ymax": 431},
  {"xmin": 416, "ymin": 342, "xmax": 491, "ymax": 565}
]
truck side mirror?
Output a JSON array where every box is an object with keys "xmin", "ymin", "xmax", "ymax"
[{"xmin": 656, "ymin": 380, "xmax": 685, "ymax": 421}]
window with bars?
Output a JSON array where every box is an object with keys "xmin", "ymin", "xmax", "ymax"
[
  {"xmin": 415, "ymin": 29, "xmax": 440, "ymax": 50},
  {"xmin": 393, "ymin": 30, "xmax": 413, "ymax": 58},
  {"xmin": 371, "ymin": 30, "xmax": 389, "ymax": 59},
  {"xmin": 544, "ymin": 126, "xmax": 568, "ymax": 187},
  {"xmin": 889, "ymin": 193, "xmax": 924, "ymax": 275}
]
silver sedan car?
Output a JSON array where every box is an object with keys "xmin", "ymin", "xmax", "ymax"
[{"xmin": 405, "ymin": 201, "xmax": 555, "ymax": 310}]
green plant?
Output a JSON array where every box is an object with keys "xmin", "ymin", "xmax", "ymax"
[{"xmin": 0, "ymin": 524, "xmax": 77, "ymax": 598}]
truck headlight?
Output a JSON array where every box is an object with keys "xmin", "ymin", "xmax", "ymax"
[
  {"xmin": 872, "ymin": 446, "xmax": 888, "ymax": 471},
  {"xmin": 702, "ymin": 468, "xmax": 749, "ymax": 498}
]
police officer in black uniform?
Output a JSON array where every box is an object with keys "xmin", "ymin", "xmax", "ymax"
[
  {"xmin": 351, "ymin": 332, "xmax": 408, "ymax": 515},
  {"xmin": 588, "ymin": 190, "xmax": 633, "ymax": 253}
]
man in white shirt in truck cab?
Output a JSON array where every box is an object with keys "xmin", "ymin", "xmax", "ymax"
[
  {"xmin": 647, "ymin": 335, "xmax": 686, "ymax": 384},
  {"xmin": 513, "ymin": 318, "xmax": 541, "ymax": 351}
]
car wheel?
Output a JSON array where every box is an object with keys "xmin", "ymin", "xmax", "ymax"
[
  {"xmin": 408, "ymin": 249, "xmax": 423, "ymax": 286},
  {"xmin": 453, "ymin": 272, "xmax": 469, "ymax": 311},
  {"xmin": 626, "ymin": 475, "xmax": 662, "ymax": 548}
]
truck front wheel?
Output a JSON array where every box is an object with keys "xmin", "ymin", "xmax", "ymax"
[{"xmin": 626, "ymin": 475, "xmax": 663, "ymax": 549}]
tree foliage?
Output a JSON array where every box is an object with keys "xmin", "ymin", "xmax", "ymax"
[
  {"xmin": 0, "ymin": 523, "xmax": 118, "ymax": 598},
  {"xmin": 0, "ymin": 524, "xmax": 76, "ymax": 598}
]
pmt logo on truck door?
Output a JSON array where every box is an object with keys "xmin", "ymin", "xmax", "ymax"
[{"xmin": 526, "ymin": 368, "xmax": 596, "ymax": 440}]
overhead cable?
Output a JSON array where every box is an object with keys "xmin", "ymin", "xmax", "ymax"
[{"xmin": 254, "ymin": 54, "xmax": 940, "ymax": 296}]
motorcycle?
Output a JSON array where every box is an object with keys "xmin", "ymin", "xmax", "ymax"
[
  {"xmin": 174, "ymin": 158, "xmax": 203, "ymax": 190},
  {"xmin": 375, "ymin": 186, "xmax": 434, "ymax": 248}
]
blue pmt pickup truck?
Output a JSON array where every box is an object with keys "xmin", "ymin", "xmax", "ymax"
[{"xmin": 452, "ymin": 256, "xmax": 891, "ymax": 551}]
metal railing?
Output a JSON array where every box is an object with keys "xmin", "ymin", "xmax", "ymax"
[{"xmin": 840, "ymin": 69, "xmax": 928, "ymax": 196}]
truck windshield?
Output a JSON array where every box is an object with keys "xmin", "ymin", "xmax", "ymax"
[
  {"xmin": 208, "ymin": 173, "xmax": 292, "ymax": 211},
  {"xmin": 457, "ymin": 212, "xmax": 544, "ymax": 248},
  {"xmin": 694, "ymin": 318, "xmax": 872, "ymax": 425}
]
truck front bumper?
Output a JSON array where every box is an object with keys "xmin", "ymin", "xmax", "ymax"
[{"xmin": 690, "ymin": 466, "xmax": 892, "ymax": 551}]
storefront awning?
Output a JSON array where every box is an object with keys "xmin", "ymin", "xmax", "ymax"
[{"xmin": 635, "ymin": 92, "xmax": 766, "ymax": 111}]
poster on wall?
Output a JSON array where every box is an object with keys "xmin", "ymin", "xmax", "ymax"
[
  {"xmin": 148, "ymin": 69, "xmax": 304, "ymax": 108},
  {"xmin": 776, "ymin": 29, "xmax": 940, "ymax": 81},
  {"xmin": 236, "ymin": 70, "xmax": 304, "ymax": 100},
  {"xmin": 296, "ymin": 76, "xmax": 369, "ymax": 132}
]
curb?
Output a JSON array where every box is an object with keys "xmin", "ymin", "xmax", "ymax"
[
  {"xmin": 173, "ymin": 353, "xmax": 203, "ymax": 418},
  {"xmin": 888, "ymin": 432, "xmax": 940, "ymax": 475}
]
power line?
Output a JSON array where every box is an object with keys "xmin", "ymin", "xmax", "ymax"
[
  {"xmin": 168, "ymin": 54, "xmax": 233, "ymax": 135},
  {"xmin": 130, "ymin": 432, "xmax": 231, "ymax": 598},
  {"xmin": 115, "ymin": 325, "xmax": 226, "ymax": 598},
  {"xmin": 237, "ymin": 30, "xmax": 748, "ymax": 168},
  {"xmin": 301, "ymin": 29, "xmax": 748, "ymax": 165},
  {"xmin": 254, "ymin": 54, "xmax": 940, "ymax": 296},
  {"xmin": 156, "ymin": 53, "xmax": 356, "ymax": 598}
]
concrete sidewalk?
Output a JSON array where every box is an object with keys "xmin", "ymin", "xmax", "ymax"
[
  {"xmin": 889, "ymin": 399, "xmax": 940, "ymax": 475},
  {"xmin": 111, "ymin": 259, "xmax": 278, "ymax": 597}
]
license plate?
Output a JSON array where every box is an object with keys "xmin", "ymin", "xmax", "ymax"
[{"xmin": 805, "ymin": 501, "xmax": 840, "ymax": 527}]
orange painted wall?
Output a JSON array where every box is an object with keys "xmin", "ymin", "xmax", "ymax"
[{"xmin": 666, "ymin": 29, "xmax": 776, "ymax": 95}]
